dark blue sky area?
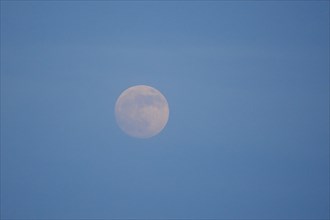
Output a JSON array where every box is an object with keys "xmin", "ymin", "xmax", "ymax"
[{"xmin": 1, "ymin": 1, "xmax": 329, "ymax": 219}]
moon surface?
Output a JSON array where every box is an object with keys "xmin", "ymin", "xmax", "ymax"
[{"xmin": 115, "ymin": 85, "xmax": 169, "ymax": 138}]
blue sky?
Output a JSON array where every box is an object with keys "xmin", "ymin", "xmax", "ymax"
[{"xmin": 1, "ymin": 1, "xmax": 329, "ymax": 219}]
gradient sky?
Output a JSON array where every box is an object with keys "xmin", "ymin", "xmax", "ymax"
[{"xmin": 1, "ymin": 1, "xmax": 329, "ymax": 219}]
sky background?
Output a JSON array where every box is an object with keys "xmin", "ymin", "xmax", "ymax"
[{"xmin": 1, "ymin": 1, "xmax": 329, "ymax": 219}]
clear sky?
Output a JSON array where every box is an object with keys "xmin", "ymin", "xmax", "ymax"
[{"xmin": 1, "ymin": 1, "xmax": 329, "ymax": 219}]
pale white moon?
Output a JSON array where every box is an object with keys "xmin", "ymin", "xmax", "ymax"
[{"xmin": 115, "ymin": 85, "xmax": 169, "ymax": 138}]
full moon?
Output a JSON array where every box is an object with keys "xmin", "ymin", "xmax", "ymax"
[{"xmin": 115, "ymin": 85, "xmax": 169, "ymax": 138}]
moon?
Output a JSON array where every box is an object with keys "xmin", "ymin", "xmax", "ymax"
[{"xmin": 115, "ymin": 85, "xmax": 169, "ymax": 138}]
